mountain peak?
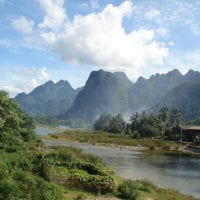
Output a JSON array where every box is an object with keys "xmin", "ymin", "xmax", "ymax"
[
  {"xmin": 15, "ymin": 92, "xmax": 26, "ymax": 99},
  {"xmin": 186, "ymin": 69, "xmax": 199, "ymax": 76},
  {"xmin": 56, "ymin": 80, "xmax": 72, "ymax": 88},
  {"xmin": 185, "ymin": 69, "xmax": 200, "ymax": 82},
  {"xmin": 15, "ymin": 79, "xmax": 80, "ymax": 117},
  {"xmin": 44, "ymin": 80, "xmax": 55, "ymax": 86},
  {"xmin": 136, "ymin": 76, "xmax": 146, "ymax": 84},
  {"xmin": 166, "ymin": 69, "xmax": 181, "ymax": 76},
  {"xmin": 56, "ymin": 80, "xmax": 67, "ymax": 84},
  {"xmin": 64, "ymin": 69, "xmax": 133, "ymax": 122}
]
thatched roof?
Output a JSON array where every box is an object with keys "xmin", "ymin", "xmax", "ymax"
[{"xmin": 179, "ymin": 125, "xmax": 200, "ymax": 131}]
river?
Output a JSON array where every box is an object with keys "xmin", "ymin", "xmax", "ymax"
[
  {"xmin": 35, "ymin": 127, "xmax": 200, "ymax": 198},
  {"xmin": 35, "ymin": 125, "xmax": 70, "ymax": 135}
]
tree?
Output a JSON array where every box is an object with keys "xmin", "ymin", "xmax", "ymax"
[
  {"xmin": 130, "ymin": 112, "xmax": 141, "ymax": 132},
  {"xmin": 158, "ymin": 107, "xmax": 170, "ymax": 125},
  {"xmin": 109, "ymin": 114, "xmax": 125, "ymax": 134},
  {"xmin": 94, "ymin": 112, "xmax": 112, "ymax": 131},
  {"xmin": 169, "ymin": 108, "xmax": 182, "ymax": 127},
  {"xmin": 0, "ymin": 91, "xmax": 35, "ymax": 151}
]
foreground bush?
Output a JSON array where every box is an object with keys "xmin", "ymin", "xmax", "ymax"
[
  {"xmin": 31, "ymin": 145, "xmax": 117, "ymax": 195},
  {"xmin": 68, "ymin": 169, "xmax": 115, "ymax": 193},
  {"xmin": 118, "ymin": 180, "xmax": 139, "ymax": 200}
]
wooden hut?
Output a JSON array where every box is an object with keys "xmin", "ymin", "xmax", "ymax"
[{"xmin": 179, "ymin": 125, "xmax": 200, "ymax": 142}]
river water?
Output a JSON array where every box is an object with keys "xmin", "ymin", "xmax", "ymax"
[
  {"xmin": 35, "ymin": 127, "xmax": 200, "ymax": 198},
  {"xmin": 35, "ymin": 125, "xmax": 70, "ymax": 135}
]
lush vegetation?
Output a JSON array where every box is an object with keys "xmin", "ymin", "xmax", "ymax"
[
  {"xmin": 94, "ymin": 108, "xmax": 183, "ymax": 141},
  {"xmin": 0, "ymin": 91, "xmax": 65, "ymax": 199},
  {"xmin": 94, "ymin": 113, "xmax": 125, "ymax": 134},
  {"xmin": 1, "ymin": 91, "xmax": 198, "ymax": 200}
]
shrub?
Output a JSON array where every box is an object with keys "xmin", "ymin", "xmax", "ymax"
[
  {"xmin": 0, "ymin": 178, "xmax": 20, "ymax": 200},
  {"xmin": 0, "ymin": 161, "xmax": 9, "ymax": 179},
  {"xmin": 131, "ymin": 131, "xmax": 140, "ymax": 139},
  {"xmin": 68, "ymin": 169, "xmax": 115, "ymax": 194},
  {"xmin": 118, "ymin": 180, "xmax": 139, "ymax": 200},
  {"xmin": 138, "ymin": 179, "xmax": 156, "ymax": 192}
]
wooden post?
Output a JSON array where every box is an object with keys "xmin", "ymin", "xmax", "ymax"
[
  {"xmin": 179, "ymin": 113, "xmax": 182, "ymax": 143},
  {"xmin": 180, "ymin": 126, "xmax": 183, "ymax": 143}
]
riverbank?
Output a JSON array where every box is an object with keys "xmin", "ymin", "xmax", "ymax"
[
  {"xmin": 41, "ymin": 139, "xmax": 200, "ymax": 200},
  {"xmin": 42, "ymin": 129, "xmax": 187, "ymax": 153}
]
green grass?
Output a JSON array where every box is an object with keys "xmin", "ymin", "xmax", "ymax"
[
  {"xmin": 117, "ymin": 179, "xmax": 198, "ymax": 200},
  {"xmin": 44, "ymin": 129, "xmax": 181, "ymax": 150}
]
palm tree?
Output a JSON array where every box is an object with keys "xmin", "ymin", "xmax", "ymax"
[
  {"xmin": 169, "ymin": 108, "xmax": 182, "ymax": 142},
  {"xmin": 158, "ymin": 107, "xmax": 170, "ymax": 140},
  {"xmin": 159, "ymin": 107, "xmax": 170, "ymax": 126},
  {"xmin": 169, "ymin": 108, "xmax": 182, "ymax": 127}
]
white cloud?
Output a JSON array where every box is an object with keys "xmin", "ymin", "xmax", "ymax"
[
  {"xmin": 31, "ymin": 78, "xmax": 39, "ymax": 88},
  {"xmin": 168, "ymin": 41, "xmax": 175, "ymax": 46},
  {"xmin": 145, "ymin": 9, "xmax": 160, "ymax": 20},
  {"xmin": 11, "ymin": 67, "xmax": 37, "ymax": 76},
  {"xmin": 164, "ymin": 49, "xmax": 200, "ymax": 75},
  {"xmin": 39, "ymin": 67, "xmax": 49, "ymax": 80},
  {"xmin": 0, "ymin": 79, "xmax": 40, "ymax": 97},
  {"xmin": 0, "ymin": 67, "xmax": 50, "ymax": 97},
  {"xmin": 38, "ymin": 0, "xmax": 67, "ymax": 31},
  {"xmin": 156, "ymin": 28, "xmax": 168, "ymax": 36},
  {"xmin": 12, "ymin": 16, "xmax": 34, "ymax": 34},
  {"xmin": 35, "ymin": 1, "xmax": 168, "ymax": 79},
  {"xmin": 11, "ymin": 67, "xmax": 49, "ymax": 81},
  {"xmin": 11, "ymin": 1, "xmax": 169, "ymax": 80}
]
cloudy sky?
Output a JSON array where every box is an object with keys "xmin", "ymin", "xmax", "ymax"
[{"xmin": 0, "ymin": 0, "xmax": 200, "ymax": 96}]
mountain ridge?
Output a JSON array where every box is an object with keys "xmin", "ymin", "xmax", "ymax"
[
  {"xmin": 152, "ymin": 82, "xmax": 200, "ymax": 121},
  {"xmin": 15, "ymin": 80, "xmax": 82, "ymax": 117},
  {"xmin": 14, "ymin": 68, "xmax": 200, "ymax": 122}
]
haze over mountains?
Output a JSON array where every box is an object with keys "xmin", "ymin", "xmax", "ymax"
[{"xmin": 15, "ymin": 69, "xmax": 200, "ymax": 123}]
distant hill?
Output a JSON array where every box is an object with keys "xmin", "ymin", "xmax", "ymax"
[
  {"xmin": 129, "ymin": 69, "xmax": 200, "ymax": 114},
  {"xmin": 129, "ymin": 69, "xmax": 184, "ymax": 113},
  {"xmin": 62, "ymin": 70, "xmax": 133, "ymax": 122},
  {"xmin": 15, "ymin": 80, "xmax": 82, "ymax": 116},
  {"xmin": 15, "ymin": 69, "xmax": 200, "ymax": 123},
  {"xmin": 152, "ymin": 82, "xmax": 200, "ymax": 121},
  {"xmin": 64, "ymin": 69, "xmax": 200, "ymax": 122}
]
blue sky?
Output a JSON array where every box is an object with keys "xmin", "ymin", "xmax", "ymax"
[{"xmin": 0, "ymin": 0, "xmax": 200, "ymax": 96}]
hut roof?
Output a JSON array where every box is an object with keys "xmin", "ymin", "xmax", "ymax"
[{"xmin": 179, "ymin": 125, "xmax": 200, "ymax": 131}]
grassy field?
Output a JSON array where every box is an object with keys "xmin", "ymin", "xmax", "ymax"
[{"xmin": 43, "ymin": 129, "xmax": 181, "ymax": 150}]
